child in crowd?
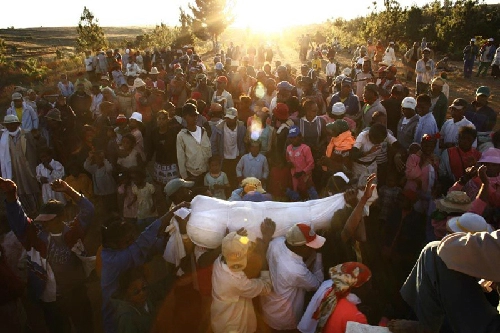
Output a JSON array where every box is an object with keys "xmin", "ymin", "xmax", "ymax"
[
  {"xmin": 286, "ymin": 126, "xmax": 318, "ymax": 201},
  {"xmin": 129, "ymin": 112, "xmax": 145, "ymax": 154},
  {"xmin": 117, "ymin": 172, "xmax": 138, "ymax": 224},
  {"xmin": 117, "ymin": 133, "xmax": 145, "ymax": 172},
  {"xmin": 236, "ymin": 140, "xmax": 269, "ymax": 185},
  {"xmin": 204, "ymin": 156, "xmax": 230, "ymax": 200},
  {"xmin": 114, "ymin": 114, "xmax": 129, "ymax": 145},
  {"xmin": 84, "ymin": 149, "xmax": 117, "ymax": 215},
  {"xmin": 36, "ymin": 147, "xmax": 66, "ymax": 204},
  {"xmin": 321, "ymin": 119, "xmax": 355, "ymax": 175},
  {"xmin": 130, "ymin": 168, "xmax": 157, "ymax": 231}
]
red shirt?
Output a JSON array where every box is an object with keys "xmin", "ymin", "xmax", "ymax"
[{"xmin": 323, "ymin": 298, "xmax": 367, "ymax": 333}]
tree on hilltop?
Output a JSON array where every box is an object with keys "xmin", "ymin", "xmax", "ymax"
[
  {"xmin": 76, "ymin": 7, "xmax": 108, "ymax": 52},
  {"xmin": 187, "ymin": 0, "xmax": 235, "ymax": 48}
]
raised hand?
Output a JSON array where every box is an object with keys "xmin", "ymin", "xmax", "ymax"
[
  {"xmin": 362, "ymin": 174, "xmax": 377, "ymax": 202},
  {"xmin": 260, "ymin": 218, "xmax": 276, "ymax": 240}
]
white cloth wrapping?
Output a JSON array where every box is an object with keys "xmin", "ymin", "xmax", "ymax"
[
  {"xmin": 345, "ymin": 322, "xmax": 391, "ymax": 333},
  {"xmin": 187, "ymin": 191, "xmax": 377, "ymax": 249},
  {"xmin": 163, "ymin": 208, "xmax": 191, "ymax": 268}
]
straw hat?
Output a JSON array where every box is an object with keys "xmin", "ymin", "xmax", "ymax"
[{"xmin": 435, "ymin": 191, "xmax": 471, "ymax": 213}]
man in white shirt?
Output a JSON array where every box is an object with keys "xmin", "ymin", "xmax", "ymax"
[
  {"xmin": 211, "ymin": 220, "xmax": 275, "ymax": 333},
  {"xmin": 440, "ymin": 98, "xmax": 476, "ymax": 150},
  {"xmin": 325, "ymin": 56, "xmax": 337, "ymax": 87},
  {"xmin": 261, "ymin": 223, "xmax": 325, "ymax": 331}
]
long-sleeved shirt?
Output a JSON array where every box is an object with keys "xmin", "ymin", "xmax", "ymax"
[
  {"xmin": 236, "ymin": 153, "xmax": 269, "ymax": 180},
  {"xmin": 101, "ymin": 218, "xmax": 165, "ymax": 333},
  {"xmin": 286, "ymin": 144, "xmax": 315, "ymax": 176},
  {"xmin": 261, "ymin": 237, "xmax": 324, "ymax": 330},
  {"xmin": 83, "ymin": 158, "xmax": 116, "ymax": 196},
  {"xmin": 325, "ymin": 62, "xmax": 337, "ymax": 77},
  {"xmin": 211, "ymin": 256, "xmax": 272, "ymax": 333},
  {"xmin": 6, "ymin": 102, "xmax": 39, "ymax": 131},
  {"xmin": 176, "ymin": 127, "xmax": 212, "ymax": 179},
  {"xmin": 415, "ymin": 58, "xmax": 435, "ymax": 84},
  {"xmin": 397, "ymin": 114, "xmax": 420, "ymax": 150},
  {"xmin": 58, "ymin": 81, "xmax": 75, "ymax": 97},
  {"xmin": 440, "ymin": 117, "xmax": 476, "ymax": 147},
  {"xmin": 414, "ymin": 112, "xmax": 438, "ymax": 143}
]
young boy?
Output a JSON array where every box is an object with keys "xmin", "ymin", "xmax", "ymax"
[
  {"xmin": 286, "ymin": 126, "xmax": 318, "ymax": 201},
  {"xmin": 236, "ymin": 140, "xmax": 269, "ymax": 185}
]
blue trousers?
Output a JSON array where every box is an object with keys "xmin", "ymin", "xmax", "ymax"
[{"xmin": 463, "ymin": 59, "xmax": 475, "ymax": 78}]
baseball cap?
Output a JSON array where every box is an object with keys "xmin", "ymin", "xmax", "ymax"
[
  {"xmin": 35, "ymin": 200, "xmax": 65, "ymax": 222},
  {"xmin": 341, "ymin": 77, "xmax": 353, "ymax": 86},
  {"xmin": 216, "ymin": 76, "xmax": 228, "ymax": 83},
  {"xmin": 288, "ymin": 125, "xmax": 301, "ymax": 138},
  {"xmin": 225, "ymin": 107, "xmax": 238, "ymax": 119},
  {"xmin": 285, "ymin": 223, "xmax": 325, "ymax": 249},
  {"xmin": 488, "ymin": 38, "xmax": 494, "ymax": 42},
  {"xmin": 364, "ymin": 83, "xmax": 379, "ymax": 95},
  {"xmin": 449, "ymin": 98, "xmax": 468, "ymax": 110},
  {"xmin": 222, "ymin": 232, "xmax": 249, "ymax": 271},
  {"xmin": 385, "ymin": 65, "xmax": 397, "ymax": 74},
  {"xmin": 164, "ymin": 178, "xmax": 195, "ymax": 197},
  {"xmin": 401, "ymin": 97, "xmax": 417, "ymax": 110},
  {"xmin": 11, "ymin": 92, "xmax": 22, "ymax": 100},
  {"xmin": 129, "ymin": 112, "xmax": 143, "ymax": 122},
  {"xmin": 331, "ymin": 102, "xmax": 346, "ymax": 116},
  {"xmin": 476, "ymin": 86, "xmax": 490, "ymax": 97}
]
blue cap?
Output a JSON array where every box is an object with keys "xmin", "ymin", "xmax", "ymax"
[
  {"xmin": 288, "ymin": 125, "xmax": 301, "ymax": 138},
  {"xmin": 277, "ymin": 81, "xmax": 294, "ymax": 91}
]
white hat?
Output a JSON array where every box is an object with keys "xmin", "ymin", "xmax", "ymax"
[
  {"xmin": 133, "ymin": 78, "xmax": 146, "ymax": 89},
  {"xmin": 129, "ymin": 112, "xmax": 143, "ymax": 123},
  {"xmin": 224, "ymin": 107, "xmax": 238, "ymax": 119},
  {"xmin": 447, "ymin": 213, "xmax": 493, "ymax": 234},
  {"xmin": 333, "ymin": 172, "xmax": 349, "ymax": 184},
  {"xmin": 401, "ymin": 96, "xmax": 417, "ymax": 110},
  {"xmin": 342, "ymin": 67, "xmax": 352, "ymax": 76},
  {"xmin": 488, "ymin": 38, "xmax": 494, "ymax": 42},
  {"xmin": 125, "ymin": 49, "xmax": 130, "ymax": 54},
  {"xmin": 331, "ymin": 102, "xmax": 346, "ymax": 116},
  {"xmin": 356, "ymin": 58, "xmax": 364, "ymax": 65},
  {"xmin": 149, "ymin": 67, "xmax": 160, "ymax": 75},
  {"xmin": 471, "ymin": 38, "xmax": 476, "ymax": 42},
  {"xmin": 215, "ymin": 62, "xmax": 224, "ymax": 70}
]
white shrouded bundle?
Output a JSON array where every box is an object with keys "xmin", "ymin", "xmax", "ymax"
[{"xmin": 187, "ymin": 191, "xmax": 376, "ymax": 249}]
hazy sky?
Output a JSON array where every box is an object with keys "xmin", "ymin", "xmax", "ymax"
[{"xmin": 1, "ymin": 0, "xmax": 497, "ymax": 29}]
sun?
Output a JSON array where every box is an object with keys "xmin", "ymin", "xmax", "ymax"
[{"xmin": 230, "ymin": 2, "xmax": 290, "ymax": 34}]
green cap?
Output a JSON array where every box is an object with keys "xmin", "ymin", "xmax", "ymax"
[{"xmin": 476, "ymin": 86, "xmax": 490, "ymax": 97}]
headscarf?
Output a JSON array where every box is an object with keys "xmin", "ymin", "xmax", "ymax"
[{"xmin": 313, "ymin": 262, "xmax": 371, "ymax": 333}]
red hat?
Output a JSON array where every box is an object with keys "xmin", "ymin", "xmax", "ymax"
[
  {"xmin": 186, "ymin": 48, "xmax": 193, "ymax": 54},
  {"xmin": 378, "ymin": 66, "xmax": 388, "ymax": 73},
  {"xmin": 385, "ymin": 65, "xmax": 397, "ymax": 74},
  {"xmin": 216, "ymin": 76, "xmax": 228, "ymax": 83},
  {"xmin": 116, "ymin": 114, "xmax": 127, "ymax": 124},
  {"xmin": 191, "ymin": 91, "xmax": 202, "ymax": 100},
  {"xmin": 273, "ymin": 103, "xmax": 289, "ymax": 121}
]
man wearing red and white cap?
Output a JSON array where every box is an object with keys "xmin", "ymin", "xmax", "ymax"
[
  {"xmin": 261, "ymin": 223, "xmax": 325, "ymax": 330},
  {"xmin": 212, "ymin": 76, "xmax": 234, "ymax": 110}
]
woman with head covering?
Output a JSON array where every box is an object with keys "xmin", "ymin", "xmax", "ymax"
[{"xmin": 298, "ymin": 262, "xmax": 372, "ymax": 333}]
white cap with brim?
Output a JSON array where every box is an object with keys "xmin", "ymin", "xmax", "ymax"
[
  {"xmin": 447, "ymin": 213, "xmax": 493, "ymax": 234},
  {"xmin": 286, "ymin": 223, "xmax": 326, "ymax": 249},
  {"xmin": 164, "ymin": 178, "xmax": 195, "ymax": 197}
]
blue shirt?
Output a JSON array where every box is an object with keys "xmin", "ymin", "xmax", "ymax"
[
  {"xmin": 414, "ymin": 112, "xmax": 438, "ymax": 143},
  {"xmin": 236, "ymin": 153, "xmax": 269, "ymax": 180}
]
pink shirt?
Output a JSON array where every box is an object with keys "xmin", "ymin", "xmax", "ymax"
[
  {"xmin": 404, "ymin": 154, "xmax": 438, "ymax": 194},
  {"xmin": 286, "ymin": 144, "xmax": 314, "ymax": 175}
]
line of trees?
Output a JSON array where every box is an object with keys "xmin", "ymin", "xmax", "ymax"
[{"xmin": 330, "ymin": 0, "xmax": 500, "ymax": 59}]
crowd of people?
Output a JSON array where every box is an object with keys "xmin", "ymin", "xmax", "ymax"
[{"xmin": 0, "ymin": 35, "xmax": 499, "ymax": 333}]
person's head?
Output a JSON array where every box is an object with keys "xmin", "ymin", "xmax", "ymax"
[
  {"xmin": 371, "ymin": 111, "xmax": 387, "ymax": 127},
  {"xmin": 401, "ymin": 97, "xmax": 417, "ymax": 118},
  {"xmin": 208, "ymin": 156, "xmax": 222, "ymax": 174},
  {"xmin": 45, "ymin": 109, "xmax": 63, "ymax": 129},
  {"xmin": 470, "ymin": 38, "xmax": 476, "ymax": 46},
  {"xmin": 431, "ymin": 77, "xmax": 445, "ymax": 95},
  {"xmin": 182, "ymin": 103, "xmax": 199, "ymax": 128},
  {"xmin": 285, "ymin": 223, "xmax": 325, "ymax": 260},
  {"xmin": 276, "ymin": 81, "xmax": 293, "ymax": 102},
  {"xmin": 385, "ymin": 65, "xmax": 397, "ymax": 80},
  {"xmin": 249, "ymin": 140, "xmax": 261, "ymax": 157},
  {"xmin": 326, "ymin": 172, "xmax": 350, "ymax": 196},
  {"xmin": 130, "ymin": 167, "xmax": 146, "ymax": 187},
  {"xmin": 420, "ymin": 134, "xmax": 438, "ymax": 154},
  {"xmin": 121, "ymin": 133, "xmax": 137, "ymax": 152},
  {"xmin": 300, "ymin": 64, "xmax": 310, "ymax": 76},
  {"xmin": 303, "ymin": 99, "xmax": 318, "ymax": 121},
  {"xmin": 156, "ymin": 110, "xmax": 169, "ymax": 128},
  {"xmin": 328, "ymin": 261, "xmax": 371, "ymax": 297},
  {"xmin": 224, "ymin": 107, "xmax": 238, "ymax": 128},
  {"xmin": 363, "ymin": 83, "xmax": 378, "ymax": 104},
  {"xmin": 39, "ymin": 147, "xmax": 53, "ymax": 165},
  {"xmin": 238, "ymin": 66, "xmax": 247, "ymax": 78},
  {"xmin": 340, "ymin": 77, "xmax": 352, "ymax": 96},
  {"xmin": 11, "ymin": 92, "xmax": 23, "ymax": 108},
  {"xmin": 368, "ymin": 123, "xmax": 387, "ymax": 145},
  {"xmin": 164, "ymin": 178, "xmax": 195, "ymax": 204},
  {"xmin": 362, "ymin": 59, "xmax": 371, "ymax": 73},
  {"xmin": 222, "ymin": 232, "xmax": 249, "ymax": 272},
  {"xmin": 449, "ymin": 98, "xmax": 468, "ymax": 122},
  {"xmin": 478, "ymin": 148, "xmax": 500, "ymax": 177},
  {"xmin": 216, "ymin": 76, "xmax": 228, "ymax": 91},
  {"xmin": 102, "ymin": 218, "xmax": 136, "ymax": 250},
  {"xmin": 129, "ymin": 112, "xmax": 143, "ymax": 129},
  {"xmin": 415, "ymin": 94, "xmax": 431, "ymax": 116},
  {"xmin": 475, "ymin": 86, "xmax": 490, "ymax": 106},
  {"xmin": 330, "ymin": 102, "xmax": 346, "ymax": 119},
  {"xmin": 288, "ymin": 125, "xmax": 302, "ymax": 146},
  {"xmin": 273, "ymin": 103, "xmax": 289, "ymax": 122},
  {"xmin": 277, "ymin": 66, "xmax": 288, "ymax": 80},
  {"xmin": 2, "ymin": 114, "xmax": 21, "ymax": 133},
  {"xmin": 457, "ymin": 126, "xmax": 477, "ymax": 152},
  {"xmin": 422, "ymin": 48, "xmax": 431, "ymax": 60},
  {"xmin": 34, "ymin": 199, "xmax": 67, "ymax": 234}
]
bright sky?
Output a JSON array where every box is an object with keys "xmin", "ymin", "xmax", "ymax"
[{"xmin": 1, "ymin": 0, "xmax": 497, "ymax": 30}]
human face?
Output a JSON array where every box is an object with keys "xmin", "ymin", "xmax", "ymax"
[
  {"xmin": 363, "ymin": 90, "xmax": 376, "ymax": 104},
  {"xmin": 450, "ymin": 107, "xmax": 465, "ymax": 122},
  {"xmin": 402, "ymin": 107, "xmax": 416, "ymax": 119},
  {"xmin": 250, "ymin": 145, "xmax": 260, "ymax": 157},
  {"xmin": 290, "ymin": 135, "xmax": 302, "ymax": 147},
  {"xmin": 423, "ymin": 51, "xmax": 430, "ymax": 61},
  {"xmin": 209, "ymin": 160, "xmax": 221, "ymax": 174},
  {"xmin": 421, "ymin": 139, "xmax": 436, "ymax": 155},
  {"xmin": 340, "ymin": 84, "xmax": 351, "ymax": 96},
  {"xmin": 416, "ymin": 100, "xmax": 430, "ymax": 116},
  {"xmin": 431, "ymin": 83, "xmax": 442, "ymax": 95},
  {"xmin": 483, "ymin": 163, "xmax": 500, "ymax": 178},
  {"xmin": 5, "ymin": 123, "xmax": 20, "ymax": 132},
  {"xmin": 129, "ymin": 119, "xmax": 139, "ymax": 129},
  {"xmin": 225, "ymin": 117, "xmax": 237, "ymax": 128},
  {"xmin": 305, "ymin": 103, "xmax": 318, "ymax": 121},
  {"xmin": 184, "ymin": 113, "xmax": 197, "ymax": 128},
  {"xmin": 476, "ymin": 95, "xmax": 488, "ymax": 106},
  {"xmin": 458, "ymin": 133, "xmax": 475, "ymax": 152},
  {"xmin": 216, "ymin": 81, "xmax": 226, "ymax": 91},
  {"xmin": 77, "ymin": 84, "xmax": 85, "ymax": 92},
  {"xmin": 362, "ymin": 61, "xmax": 371, "ymax": 73},
  {"xmin": 121, "ymin": 137, "xmax": 133, "ymax": 151},
  {"xmin": 13, "ymin": 99, "xmax": 23, "ymax": 108},
  {"xmin": 157, "ymin": 113, "xmax": 169, "ymax": 128},
  {"xmin": 126, "ymin": 278, "xmax": 148, "ymax": 306}
]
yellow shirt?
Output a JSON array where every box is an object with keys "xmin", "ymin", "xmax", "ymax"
[{"xmin": 15, "ymin": 107, "xmax": 23, "ymax": 121}]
